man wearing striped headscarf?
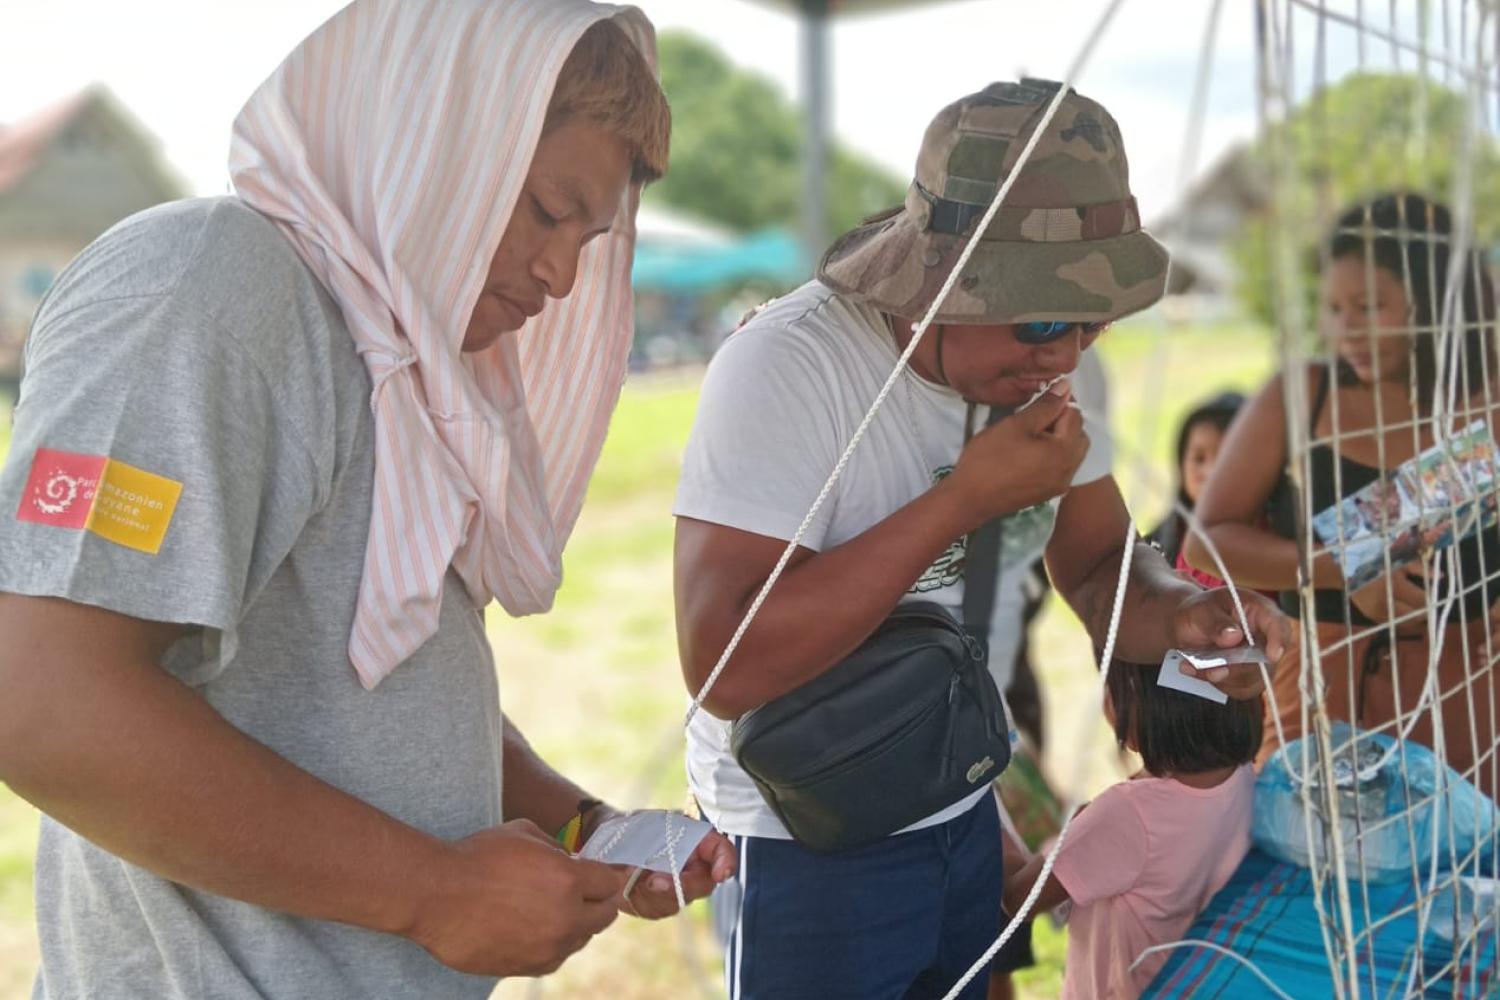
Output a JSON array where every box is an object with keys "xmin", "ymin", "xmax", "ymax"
[{"xmin": 0, "ymin": 3, "xmax": 732, "ymax": 997}]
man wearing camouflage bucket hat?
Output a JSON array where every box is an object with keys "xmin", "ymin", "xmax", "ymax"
[
  {"xmin": 671, "ymin": 80, "xmax": 1290, "ymax": 999},
  {"xmin": 819, "ymin": 80, "xmax": 1165, "ymax": 326}
]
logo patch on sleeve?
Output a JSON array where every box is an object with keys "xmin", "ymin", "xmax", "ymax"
[{"xmin": 17, "ymin": 448, "xmax": 183, "ymax": 555}]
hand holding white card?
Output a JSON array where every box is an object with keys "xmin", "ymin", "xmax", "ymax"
[
  {"xmin": 577, "ymin": 809, "xmax": 714, "ymax": 874},
  {"xmin": 1158, "ymin": 646, "xmax": 1269, "ymax": 704}
]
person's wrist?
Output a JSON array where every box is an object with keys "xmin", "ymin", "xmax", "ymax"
[
  {"xmin": 929, "ymin": 473, "xmax": 993, "ymax": 537},
  {"xmin": 386, "ymin": 829, "xmax": 457, "ymax": 946},
  {"xmin": 1311, "ymin": 549, "xmax": 1346, "ymax": 589},
  {"xmin": 1164, "ymin": 584, "xmax": 1211, "ymax": 651},
  {"xmin": 566, "ymin": 798, "xmax": 615, "ymax": 850},
  {"xmin": 576, "ymin": 797, "xmax": 618, "ymax": 845}
]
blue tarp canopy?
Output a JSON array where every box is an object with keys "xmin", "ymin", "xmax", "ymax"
[{"xmin": 632, "ymin": 229, "xmax": 805, "ymax": 293}]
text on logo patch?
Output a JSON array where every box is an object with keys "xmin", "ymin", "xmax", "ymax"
[
  {"xmin": 966, "ymin": 755, "xmax": 996, "ymax": 784},
  {"xmin": 17, "ymin": 448, "xmax": 183, "ymax": 555}
]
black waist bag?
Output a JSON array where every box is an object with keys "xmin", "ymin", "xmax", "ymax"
[
  {"xmin": 729, "ymin": 403, "xmax": 1014, "ymax": 854},
  {"xmin": 728, "ymin": 600, "xmax": 1011, "ymax": 853}
]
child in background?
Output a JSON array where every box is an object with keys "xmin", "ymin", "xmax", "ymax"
[
  {"xmin": 1003, "ymin": 660, "xmax": 1262, "ymax": 999},
  {"xmin": 1148, "ymin": 391, "xmax": 1245, "ymax": 587}
]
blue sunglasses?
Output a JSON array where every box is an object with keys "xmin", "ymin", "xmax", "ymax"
[{"xmin": 1016, "ymin": 320, "xmax": 1109, "ymax": 345}]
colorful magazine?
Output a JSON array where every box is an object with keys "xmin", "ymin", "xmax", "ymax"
[{"xmin": 1311, "ymin": 420, "xmax": 1500, "ymax": 590}]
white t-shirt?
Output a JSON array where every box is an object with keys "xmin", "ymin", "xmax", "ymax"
[{"xmin": 675, "ymin": 281, "xmax": 1112, "ymax": 840}]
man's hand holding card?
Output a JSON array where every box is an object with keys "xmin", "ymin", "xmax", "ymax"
[{"xmin": 578, "ymin": 810, "xmax": 736, "ymax": 919}]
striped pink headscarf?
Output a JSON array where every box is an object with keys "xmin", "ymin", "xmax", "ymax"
[{"xmin": 228, "ymin": 0, "xmax": 654, "ymax": 688}]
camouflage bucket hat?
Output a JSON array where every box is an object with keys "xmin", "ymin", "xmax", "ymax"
[{"xmin": 817, "ymin": 79, "xmax": 1170, "ymax": 325}]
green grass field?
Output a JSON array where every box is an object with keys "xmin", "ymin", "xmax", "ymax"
[{"xmin": 0, "ymin": 320, "xmax": 1274, "ymax": 998}]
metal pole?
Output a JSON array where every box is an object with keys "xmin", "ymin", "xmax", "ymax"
[{"xmin": 801, "ymin": 0, "xmax": 830, "ymax": 265}]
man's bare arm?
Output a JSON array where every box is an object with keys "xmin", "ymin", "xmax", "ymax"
[{"xmin": 0, "ymin": 593, "xmax": 625, "ymax": 978}]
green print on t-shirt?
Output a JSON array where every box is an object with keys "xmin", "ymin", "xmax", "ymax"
[{"xmin": 909, "ymin": 465, "xmax": 1057, "ymax": 594}]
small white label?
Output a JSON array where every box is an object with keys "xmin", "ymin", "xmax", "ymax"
[
  {"xmin": 1158, "ymin": 650, "xmax": 1229, "ymax": 704},
  {"xmin": 1157, "ymin": 646, "xmax": 1268, "ymax": 704}
]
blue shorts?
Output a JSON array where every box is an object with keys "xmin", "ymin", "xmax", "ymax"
[{"xmin": 722, "ymin": 799, "xmax": 1022, "ymax": 1000}]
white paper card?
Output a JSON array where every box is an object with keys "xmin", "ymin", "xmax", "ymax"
[
  {"xmin": 1157, "ymin": 646, "xmax": 1268, "ymax": 704},
  {"xmin": 1158, "ymin": 650, "xmax": 1228, "ymax": 703},
  {"xmin": 577, "ymin": 810, "xmax": 714, "ymax": 874}
]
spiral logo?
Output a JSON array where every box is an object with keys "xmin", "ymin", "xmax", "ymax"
[{"xmin": 33, "ymin": 469, "xmax": 80, "ymax": 516}]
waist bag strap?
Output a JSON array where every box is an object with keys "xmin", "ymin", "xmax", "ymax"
[{"xmin": 962, "ymin": 402, "xmax": 1012, "ymax": 642}]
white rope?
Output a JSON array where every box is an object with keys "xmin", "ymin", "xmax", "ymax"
[
  {"xmin": 908, "ymin": 337, "xmax": 1288, "ymax": 997},
  {"xmin": 664, "ymin": 810, "xmax": 687, "ymax": 912},
  {"xmin": 1080, "ymin": 355, "xmax": 1500, "ymax": 995},
  {"xmin": 1053, "ymin": 10, "xmax": 1500, "ymax": 996},
  {"xmin": 524, "ymin": 8, "xmax": 1500, "ymax": 1000},
  {"xmin": 1069, "ymin": 395, "xmax": 1282, "ymax": 746},
  {"xmin": 1146, "ymin": 4, "xmax": 1500, "ymax": 994},
  {"xmin": 1128, "ymin": 939, "xmax": 1301, "ymax": 1000},
  {"xmin": 1287, "ymin": 0, "xmax": 1499, "ymax": 92},
  {"xmin": 938, "ymin": 518, "xmax": 1139, "ymax": 1000},
  {"xmin": 673, "ymin": 0, "xmax": 1134, "ymax": 934},
  {"xmin": 1261, "ymin": 2, "xmax": 1500, "ymax": 993},
  {"xmin": 935, "ymin": 406, "xmax": 1290, "ymax": 998}
]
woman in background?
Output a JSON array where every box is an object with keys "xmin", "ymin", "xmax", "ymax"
[{"xmin": 1187, "ymin": 192, "xmax": 1500, "ymax": 791}]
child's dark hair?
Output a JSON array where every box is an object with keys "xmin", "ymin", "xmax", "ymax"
[
  {"xmin": 1151, "ymin": 390, "xmax": 1246, "ymax": 563},
  {"xmin": 1106, "ymin": 660, "xmax": 1263, "ymax": 775},
  {"xmin": 1327, "ymin": 192, "xmax": 1496, "ymax": 413},
  {"xmin": 1173, "ymin": 392, "xmax": 1244, "ymax": 503}
]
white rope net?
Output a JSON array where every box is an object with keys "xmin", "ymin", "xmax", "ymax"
[
  {"xmin": 563, "ymin": 2, "xmax": 1500, "ymax": 997},
  {"xmin": 1247, "ymin": 2, "xmax": 1500, "ymax": 998}
]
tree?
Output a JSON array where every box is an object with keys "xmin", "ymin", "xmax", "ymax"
[
  {"xmin": 649, "ymin": 30, "xmax": 906, "ymax": 241},
  {"xmin": 1235, "ymin": 72, "xmax": 1500, "ymax": 326}
]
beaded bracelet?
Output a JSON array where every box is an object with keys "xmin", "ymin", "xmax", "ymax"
[{"xmin": 554, "ymin": 797, "xmax": 604, "ymax": 853}]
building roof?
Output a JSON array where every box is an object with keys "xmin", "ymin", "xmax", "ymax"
[
  {"xmin": 1150, "ymin": 142, "xmax": 1269, "ymax": 236},
  {"xmin": 0, "ymin": 84, "xmax": 186, "ymax": 203},
  {"xmin": 0, "ymin": 89, "xmax": 93, "ymax": 195}
]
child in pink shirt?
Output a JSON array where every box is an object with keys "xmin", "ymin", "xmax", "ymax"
[{"xmin": 1003, "ymin": 658, "xmax": 1263, "ymax": 999}]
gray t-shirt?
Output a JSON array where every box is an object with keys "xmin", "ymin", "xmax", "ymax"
[{"xmin": 0, "ymin": 198, "xmax": 503, "ymax": 999}]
